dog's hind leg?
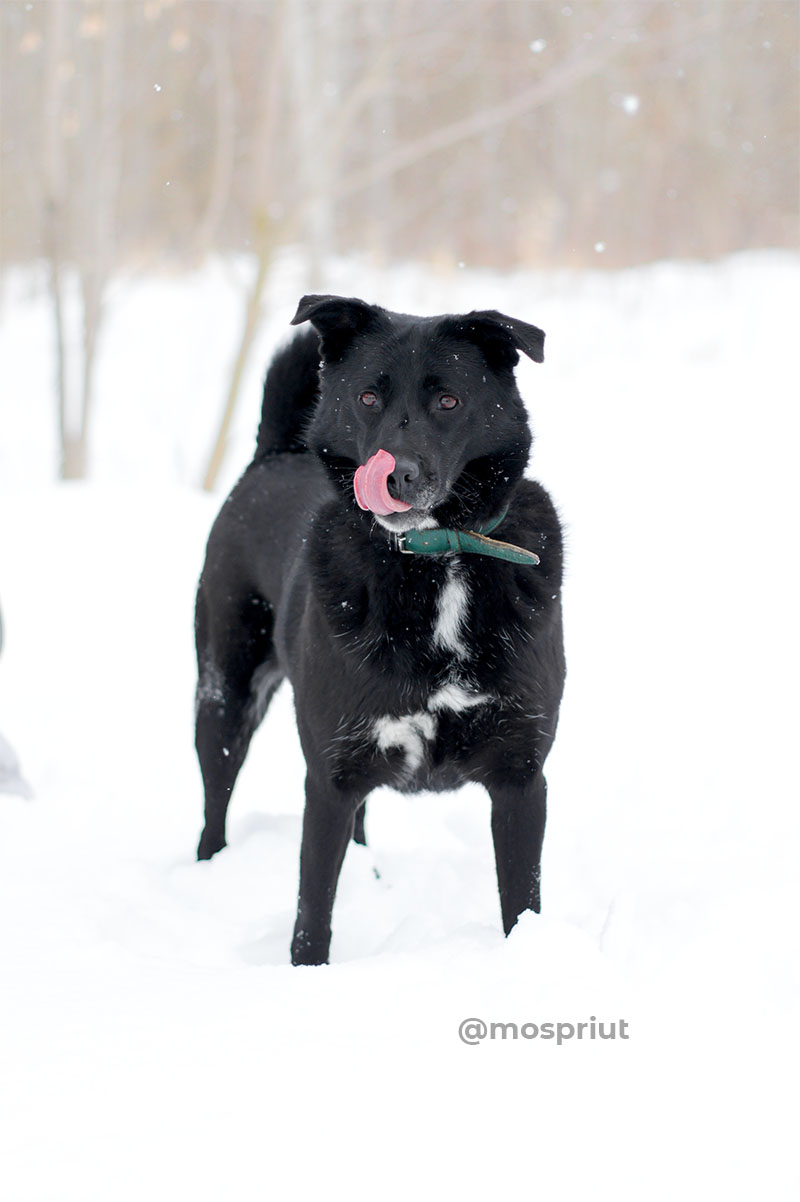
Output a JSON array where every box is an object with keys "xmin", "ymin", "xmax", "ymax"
[
  {"xmin": 195, "ymin": 586, "xmax": 281, "ymax": 861},
  {"xmin": 488, "ymin": 772, "xmax": 547, "ymax": 935},
  {"xmin": 291, "ymin": 774, "xmax": 364, "ymax": 965}
]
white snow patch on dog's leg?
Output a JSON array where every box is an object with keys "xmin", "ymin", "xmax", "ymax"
[{"xmin": 433, "ymin": 562, "xmax": 469, "ymax": 660}]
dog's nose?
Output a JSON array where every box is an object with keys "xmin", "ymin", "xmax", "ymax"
[{"xmin": 387, "ymin": 457, "xmax": 420, "ymax": 503}]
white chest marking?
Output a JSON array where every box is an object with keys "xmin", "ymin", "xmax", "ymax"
[
  {"xmin": 433, "ymin": 563, "xmax": 469, "ymax": 661},
  {"xmin": 374, "ymin": 712, "xmax": 436, "ymax": 773},
  {"xmin": 371, "ymin": 563, "xmax": 490, "ymax": 775},
  {"xmin": 428, "ymin": 680, "xmax": 490, "ymax": 713}
]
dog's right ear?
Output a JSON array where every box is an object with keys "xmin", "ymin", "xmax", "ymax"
[{"xmin": 291, "ymin": 294, "xmax": 383, "ymax": 361}]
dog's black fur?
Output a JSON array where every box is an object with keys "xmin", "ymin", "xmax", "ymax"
[{"xmin": 195, "ymin": 296, "xmax": 565, "ymax": 965}]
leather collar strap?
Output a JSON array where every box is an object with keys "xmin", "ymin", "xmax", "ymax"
[{"xmin": 396, "ymin": 509, "xmax": 540, "ymax": 567}]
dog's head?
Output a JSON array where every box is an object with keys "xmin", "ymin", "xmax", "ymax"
[{"xmin": 291, "ymin": 294, "xmax": 545, "ymax": 532}]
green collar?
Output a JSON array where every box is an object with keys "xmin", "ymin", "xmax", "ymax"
[{"xmin": 396, "ymin": 508, "xmax": 540, "ymax": 567}]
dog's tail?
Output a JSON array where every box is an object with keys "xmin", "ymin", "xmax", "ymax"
[{"xmin": 254, "ymin": 328, "xmax": 320, "ymax": 458}]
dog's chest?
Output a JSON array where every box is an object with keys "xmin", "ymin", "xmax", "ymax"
[{"xmin": 372, "ymin": 562, "xmax": 491, "ymax": 778}]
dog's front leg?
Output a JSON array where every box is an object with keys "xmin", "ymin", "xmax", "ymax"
[
  {"xmin": 291, "ymin": 773, "xmax": 361, "ymax": 966},
  {"xmin": 488, "ymin": 772, "xmax": 547, "ymax": 935}
]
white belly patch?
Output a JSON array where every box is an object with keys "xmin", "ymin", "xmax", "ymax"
[
  {"xmin": 373, "ymin": 679, "xmax": 491, "ymax": 776},
  {"xmin": 374, "ymin": 712, "xmax": 436, "ymax": 773},
  {"xmin": 372, "ymin": 683, "xmax": 488, "ymax": 776}
]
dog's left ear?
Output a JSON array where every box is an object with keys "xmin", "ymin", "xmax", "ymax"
[
  {"xmin": 291, "ymin": 294, "xmax": 385, "ymax": 361},
  {"xmin": 442, "ymin": 311, "xmax": 545, "ymax": 369}
]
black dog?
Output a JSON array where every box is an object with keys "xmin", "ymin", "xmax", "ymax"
[{"xmin": 195, "ymin": 296, "xmax": 565, "ymax": 965}]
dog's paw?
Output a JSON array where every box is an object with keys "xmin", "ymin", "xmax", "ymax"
[
  {"xmin": 290, "ymin": 927, "xmax": 330, "ymax": 967},
  {"xmin": 196, "ymin": 830, "xmax": 226, "ymax": 861}
]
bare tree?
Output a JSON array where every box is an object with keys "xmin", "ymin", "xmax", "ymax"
[
  {"xmin": 194, "ymin": 3, "xmax": 236, "ymax": 262},
  {"xmin": 202, "ymin": 1, "xmax": 290, "ymax": 492},
  {"xmin": 73, "ymin": 2, "xmax": 123, "ymax": 480},
  {"xmin": 41, "ymin": 0, "xmax": 70, "ymax": 477},
  {"xmin": 39, "ymin": 2, "xmax": 123, "ymax": 479}
]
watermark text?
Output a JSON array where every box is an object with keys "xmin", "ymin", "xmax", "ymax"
[{"xmin": 458, "ymin": 1016, "xmax": 630, "ymax": 1046}]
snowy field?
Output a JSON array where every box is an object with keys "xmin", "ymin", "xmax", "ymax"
[{"xmin": 0, "ymin": 251, "xmax": 798, "ymax": 1200}]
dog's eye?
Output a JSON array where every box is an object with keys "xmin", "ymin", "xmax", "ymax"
[
  {"xmin": 360, "ymin": 391, "xmax": 378, "ymax": 407},
  {"xmin": 438, "ymin": 394, "xmax": 460, "ymax": 410}
]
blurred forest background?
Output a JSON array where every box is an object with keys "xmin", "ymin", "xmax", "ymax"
[{"xmin": 0, "ymin": 0, "xmax": 797, "ymax": 481}]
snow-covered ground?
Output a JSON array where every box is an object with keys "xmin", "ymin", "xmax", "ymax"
[{"xmin": 0, "ymin": 252, "xmax": 798, "ymax": 1200}]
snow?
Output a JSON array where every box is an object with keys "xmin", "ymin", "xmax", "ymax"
[
  {"xmin": 0, "ymin": 252, "xmax": 798, "ymax": 1199},
  {"xmin": 611, "ymin": 92, "xmax": 641, "ymax": 115}
]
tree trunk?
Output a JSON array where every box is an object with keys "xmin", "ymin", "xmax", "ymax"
[
  {"xmin": 202, "ymin": 2, "xmax": 289, "ymax": 493},
  {"xmin": 75, "ymin": 0, "xmax": 123, "ymax": 479},
  {"xmin": 42, "ymin": 1, "xmax": 70, "ymax": 478},
  {"xmin": 195, "ymin": 3, "xmax": 236, "ymax": 261},
  {"xmin": 61, "ymin": 434, "xmax": 88, "ymax": 481},
  {"xmin": 202, "ymin": 226, "xmax": 275, "ymax": 493}
]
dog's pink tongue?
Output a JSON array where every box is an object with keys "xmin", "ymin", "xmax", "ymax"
[{"xmin": 353, "ymin": 449, "xmax": 412, "ymax": 516}]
